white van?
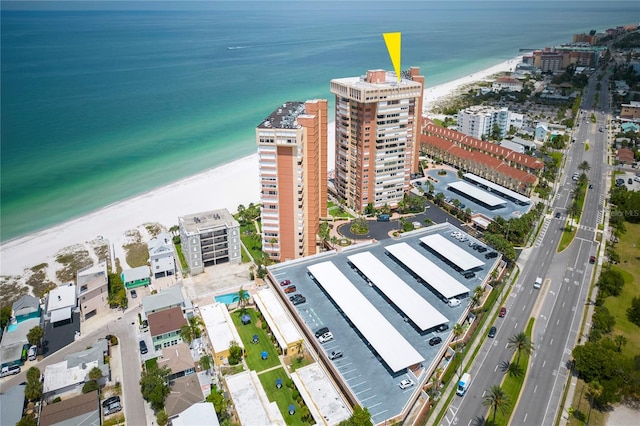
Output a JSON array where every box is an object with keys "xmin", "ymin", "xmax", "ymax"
[
  {"xmin": 448, "ymin": 298, "xmax": 461, "ymax": 307},
  {"xmin": 534, "ymin": 277, "xmax": 542, "ymax": 289},
  {"xmin": 27, "ymin": 345, "xmax": 37, "ymax": 361}
]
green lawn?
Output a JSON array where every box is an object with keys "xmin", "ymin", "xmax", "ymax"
[
  {"xmin": 174, "ymin": 243, "xmax": 189, "ymax": 272},
  {"xmin": 144, "ymin": 358, "xmax": 157, "ymax": 371},
  {"xmin": 558, "ymin": 225, "xmax": 577, "ymax": 252},
  {"xmin": 258, "ymin": 367, "xmax": 308, "ymax": 426},
  {"xmin": 327, "ymin": 201, "xmax": 353, "ymax": 219},
  {"xmin": 230, "ymin": 309, "xmax": 281, "ymax": 371},
  {"xmin": 603, "ymin": 223, "xmax": 640, "ymax": 359},
  {"xmin": 239, "ymin": 223, "xmax": 263, "ymax": 262}
]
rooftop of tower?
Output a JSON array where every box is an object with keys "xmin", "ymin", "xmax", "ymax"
[{"xmin": 258, "ymin": 101, "xmax": 307, "ymax": 129}]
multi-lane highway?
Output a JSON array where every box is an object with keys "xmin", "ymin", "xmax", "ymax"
[{"xmin": 441, "ymin": 70, "xmax": 609, "ymax": 426}]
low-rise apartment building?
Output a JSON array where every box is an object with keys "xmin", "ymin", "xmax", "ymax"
[{"xmin": 178, "ymin": 209, "xmax": 241, "ymax": 276}]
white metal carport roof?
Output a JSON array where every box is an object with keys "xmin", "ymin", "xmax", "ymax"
[
  {"xmin": 307, "ymin": 261, "xmax": 424, "ymax": 373},
  {"xmin": 420, "ymin": 234, "xmax": 484, "ymax": 271},
  {"xmin": 347, "ymin": 252, "xmax": 448, "ymax": 331},
  {"xmin": 448, "ymin": 181, "xmax": 507, "ymax": 207},
  {"xmin": 464, "ymin": 173, "xmax": 531, "ymax": 204},
  {"xmin": 386, "ymin": 242, "xmax": 469, "ymax": 300}
]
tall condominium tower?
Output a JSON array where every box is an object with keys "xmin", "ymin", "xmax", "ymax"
[
  {"xmin": 330, "ymin": 68, "xmax": 424, "ymax": 213},
  {"xmin": 257, "ymin": 99, "xmax": 328, "ymax": 262}
]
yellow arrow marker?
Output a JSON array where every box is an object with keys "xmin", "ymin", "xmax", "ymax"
[{"xmin": 383, "ymin": 32, "xmax": 401, "ymax": 82}]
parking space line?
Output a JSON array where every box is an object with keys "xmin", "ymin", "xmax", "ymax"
[
  {"xmin": 350, "ymin": 380, "xmax": 367, "ymax": 387},
  {"xmin": 355, "ymin": 387, "xmax": 372, "ymax": 395},
  {"xmin": 342, "ymin": 368, "xmax": 357, "ymax": 375},
  {"xmin": 344, "ymin": 374, "xmax": 361, "ymax": 382},
  {"xmin": 359, "ymin": 395, "xmax": 377, "ymax": 402},
  {"xmin": 367, "ymin": 402, "xmax": 382, "ymax": 409},
  {"xmin": 371, "ymin": 409, "xmax": 388, "ymax": 418}
]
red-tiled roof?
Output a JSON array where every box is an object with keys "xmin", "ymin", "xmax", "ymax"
[
  {"xmin": 617, "ymin": 147, "xmax": 635, "ymax": 163},
  {"xmin": 422, "ymin": 120, "xmax": 543, "ymax": 170},
  {"xmin": 148, "ymin": 306, "xmax": 187, "ymax": 336}
]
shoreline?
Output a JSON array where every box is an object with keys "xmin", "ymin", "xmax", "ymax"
[{"xmin": 0, "ymin": 55, "xmax": 521, "ymax": 277}]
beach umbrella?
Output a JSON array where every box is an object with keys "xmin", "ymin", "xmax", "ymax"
[
  {"xmin": 276, "ymin": 378, "xmax": 282, "ymax": 388},
  {"xmin": 241, "ymin": 314, "xmax": 251, "ymax": 325},
  {"xmin": 261, "ymin": 351, "xmax": 268, "ymax": 360},
  {"xmin": 288, "ymin": 404, "xmax": 295, "ymax": 415},
  {"xmin": 252, "ymin": 334, "xmax": 259, "ymax": 344}
]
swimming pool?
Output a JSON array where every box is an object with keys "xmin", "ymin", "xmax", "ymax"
[{"xmin": 215, "ymin": 290, "xmax": 248, "ymax": 305}]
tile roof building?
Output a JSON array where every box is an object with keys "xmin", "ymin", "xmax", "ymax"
[
  {"xmin": 421, "ymin": 120, "xmax": 540, "ymax": 195},
  {"xmin": 39, "ymin": 390, "xmax": 100, "ymax": 426},
  {"xmin": 165, "ymin": 375, "xmax": 205, "ymax": 419},
  {"xmin": 617, "ymin": 147, "xmax": 635, "ymax": 165}
]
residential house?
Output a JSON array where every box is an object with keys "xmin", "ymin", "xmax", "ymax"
[
  {"xmin": 499, "ymin": 140, "xmax": 525, "ymax": 154},
  {"xmin": 76, "ymin": 260, "xmax": 109, "ymax": 321},
  {"xmin": 535, "ymin": 123, "xmax": 549, "ymax": 142},
  {"xmin": 39, "ymin": 390, "xmax": 100, "ymax": 426},
  {"xmin": 0, "ymin": 384, "xmax": 25, "ymax": 426},
  {"xmin": 149, "ymin": 232, "xmax": 177, "ymax": 278},
  {"xmin": 43, "ymin": 339, "xmax": 109, "ymax": 400},
  {"xmin": 0, "ymin": 317, "xmax": 39, "ymax": 368},
  {"xmin": 178, "ymin": 209, "xmax": 241, "ymax": 275},
  {"xmin": 157, "ymin": 342, "xmax": 196, "ymax": 381},
  {"xmin": 46, "ymin": 283, "xmax": 77, "ymax": 325},
  {"xmin": 509, "ymin": 136, "xmax": 538, "ymax": 151},
  {"xmin": 121, "ymin": 265, "xmax": 150, "ymax": 289},
  {"xmin": 617, "ymin": 148, "xmax": 635, "ymax": 165},
  {"xmin": 165, "ymin": 375, "xmax": 205, "ymax": 419},
  {"xmin": 171, "ymin": 402, "xmax": 220, "ymax": 426},
  {"xmin": 11, "ymin": 294, "xmax": 40, "ymax": 323},
  {"xmin": 492, "ymin": 76, "xmax": 523, "ymax": 92},
  {"xmin": 621, "ymin": 101, "xmax": 640, "ymax": 120},
  {"xmin": 148, "ymin": 306, "xmax": 187, "ymax": 351},
  {"xmin": 200, "ymin": 303, "xmax": 243, "ymax": 366},
  {"xmin": 142, "ymin": 285, "xmax": 191, "ymax": 316}
]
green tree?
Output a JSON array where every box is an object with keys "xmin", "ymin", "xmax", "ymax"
[
  {"xmin": 26, "ymin": 367, "xmax": 41, "ymax": 383},
  {"xmin": 188, "ymin": 315, "xmax": 204, "ymax": 339},
  {"xmin": 613, "ymin": 335, "xmax": 628, "ymax": 352},
  {"xmin": 586, "ymin": 381, "xmax": 603, "ymax": 424},
  {"xmin": 578, "ymin": 160, "xmax": 591, "ymax": 173},
  {"xmin": 180, "ymin": 325, "xmax": 194, "ymax": 344},
  {"xmin": 471, "ymin": 286, "xmax": 483, "ymax": 309},
  {"xmin": 199, "ymin": 354, "xmax": 212, "ymax": 371},
  {"xmin": 295, "ymin": 340, "xmax": 305, "ymax": 361},
  {"xmin": 26, "ymin": 326, "xmax": 43, "ymax": 346},
  {"xmin": 228, "ymin": 341, "xmax": 243, "ymax": 365},
  {"xmin": 16, "ymin": 414, "xmax": 37, "ymax": 426},
  {"xmin": 339, "ymin": 405, "xmax": 372, "ymax": 426},
  {"xmin": 156, "ymin": 409, "xmax": 169, "ymax": 426},
  {"xmin": 25, "ymin": 378, "xmax": 43, "ymax": 402},
  {"xmin": 207, "ymin": 385, "xmax": 229, "ymax": 419},
  {"xmin": 82, "ymin": 380, "xmax": 99, "ymax": 394},
  {"xmin": 627, "ymin": 297, "xmax": 640, "ymax": 326},
  {"xmin": 507, "ymin": 332, "xmax": 534, "ymax": 366},
  {"xmin": 140, "ymin": 365, "xmax": 171, "ymax": 411},
  {"xmin": 0, "ymin": 305, "xmax": 12, "ymax": 330},
  {"xmin": 482, "ymin": 385, "xmax": 510, "ymax": 426},
  {"xmin": 89, "ymin": 366, "xmax": 103, "ymax": 382}
]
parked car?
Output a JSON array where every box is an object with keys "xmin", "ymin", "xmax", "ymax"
[
  {"xmin": 315, "ymin": 327, "xmax": 329, "ymax": 338},
  {"xmin": 319, "ymin": 332, "xmax": 334, "ymax": 343},
  {"xmin": 103, "ymin": 396, "xmax": 122, "ymax": 416},
  {"xmin": 284, "ymin": 285, "xmax": 297, "ymax": 294},
  {"xmin": 628, "ymin": 178, "xmax": 633, "ymax": 185},
  {"xmin": 139, "ymin": 340, "xmax": 148, "ymax": 355},
  {"xmin": 485, "ymin": 252, "xmax": 498, "ymax": 259},
  {"xmin": 399, "ymin": 379, "xmax": 414, "ymax": 390},
  {"xmin": 280, "ymin": 279, "xmax": 291, "ymax": 286},
  {"xmin": 429, "ymin": 336, "xmax": 442, "ymax": 346},
  {"xmin": 437, "ymin": 323, "xmax": 449, "ymax": 332},
  {"xmin": 0, "ymin": 365, "xmax": 21, "ymax": 378},
  {"xmin": 329, "ymin": 350, "xmax": 343, "ymax": 360},
  {"xmin": 290, "ymin": 294, "xmax": 306, "ymax": 306},
  {"xmin": 102, "ymin": 396, "xmax": 121, "ymax": 408},
  {"xmin": 488, "ymin": 326, "xmax": 497, "ymax": 338},
  {"xmin": 589, "ymin": 255, "xmax": 596, "ymax": 264},
  {"xmin": 27, "ymin": 345, "xmax": 37, "ymax": 361},
  {"xmin": 463, "ymin": 272, "xmax": 475, "ymax": 279},
  {"xmin": 555, "ymin": 212, "xmax": 561, "ymax": 218},
  {"xmin": 499, "ymin": 307, "xmax": 507, "ymax": 318},
  {"xmin": 448, "ymin": 298, "xmax": 461, "ymax": 307},
  {"xmin": 130, "ymin": 290, "xmax": 137, "ymax": 299}
]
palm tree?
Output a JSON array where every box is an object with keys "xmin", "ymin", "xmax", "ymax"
[
  {"xmin": 471, "ymin": 286, "xmax": 484, "ymax": 309},
  {"xmin": 507, "ymin": 332, "xmax": 534, "ymax": 366},
  {"xmin": 482, "ymin": 385, "xmax": 510, "ymax": 426},
  {"xmin": 295, "ymin": 340, "xmax": 305, "ymax": 361},
  {"xmin": 180, "ymin": 325, "xmax": 194, "ymax": 344},
  {"xmin": 234, "ymin": 286, "xmax": 250, "ymax": 314},
  {"xmin": 189, "ymin": 316, "xmax": 204, "ymax": 340},
  {"xmin": 199, "ymin": 353, "xmax": 212, "ymax": 372},
  {"xmin": 169, "ymin": 225, "xmax": 180, "ymax": 237},
  {"xmin": 453, "ymin": 323, "xmax": 464, "ymax": 342},
  {"xmin": 586, "ymin": 380, "xmax": 603, "ymax": 425},
  {"xmin": 578, "ymin": 160, "xmax": 591, "ymax": 173}
]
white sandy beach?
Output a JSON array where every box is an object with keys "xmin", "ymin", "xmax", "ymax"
[{"xmin": 0, "ymin": 55, "xmax": 521, "ymax": 277}]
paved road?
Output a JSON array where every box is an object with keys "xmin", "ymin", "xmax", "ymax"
[
  {"xmin": 1, "ymin": 307, "xmax": 148, "ymax": 426},
  {"xmin": 440, "ymin": 71, "xmax": 607, "ymax": 426}
]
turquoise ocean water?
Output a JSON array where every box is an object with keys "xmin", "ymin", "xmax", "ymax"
[{"xmin": 1, "ymin": 1, "xmax": 638, "ymax": 241}]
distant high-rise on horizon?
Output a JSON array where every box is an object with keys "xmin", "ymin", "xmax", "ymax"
[
  {"xmin": 330, "ymin": 68, "xmax": 424, "ymax": 213},
  {"xmin": 257, "ymin": 99, "xmax": 328, "ymax": 262}
]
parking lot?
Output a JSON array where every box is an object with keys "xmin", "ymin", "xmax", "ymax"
[
  {"xmin": 421, "ymin": 169, "xmax": 532, "ymax": 220},
  {"xmin": 268, "ymin": 223, "xmax": 500, "ymax": 423}
]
